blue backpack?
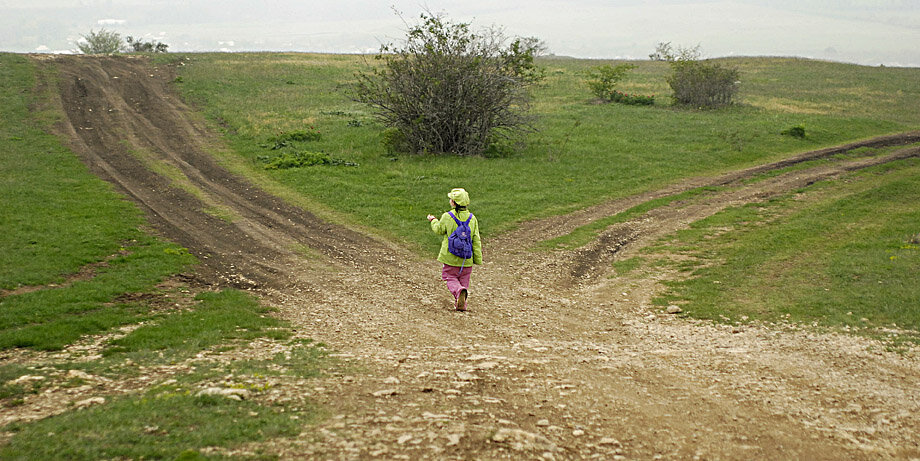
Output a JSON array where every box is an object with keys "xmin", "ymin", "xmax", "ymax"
[{"xmin": 447, "ymin": 211, "xmax": 474, "ymax": 267}]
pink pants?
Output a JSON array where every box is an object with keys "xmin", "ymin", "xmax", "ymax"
[{"xmin": 441, "ymin": 264, "xmax": 472, "ymax": 300}]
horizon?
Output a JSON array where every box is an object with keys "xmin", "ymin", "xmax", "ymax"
[{"xmin": 2, "ymin": 1, "xmax": 919, "ymax": 67}]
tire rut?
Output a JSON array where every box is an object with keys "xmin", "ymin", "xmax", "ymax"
[{"xmin": 44, "ymin": 55, "xmax": 402, "ymax": 290}]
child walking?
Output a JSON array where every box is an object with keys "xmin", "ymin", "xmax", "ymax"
[{"xmin": 427, "ymin": 188, "xmax": 483, "ymax": 311}]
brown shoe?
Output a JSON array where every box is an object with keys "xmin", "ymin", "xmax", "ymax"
[{"xmin": 456, "ymin": 289, "xmax": 468, "ymax": 311}]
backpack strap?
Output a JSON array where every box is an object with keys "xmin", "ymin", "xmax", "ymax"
[{"xmin": 448, "ymin": 211, "xmax": 473, "ymax": 226}]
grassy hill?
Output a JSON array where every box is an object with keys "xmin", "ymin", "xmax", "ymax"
[{"xmin": 168, "ymin": 54, "xmax": 920, "ymax": 252}]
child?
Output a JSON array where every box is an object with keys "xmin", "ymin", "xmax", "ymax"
[{"xmin": 427, "ymin": 188, "xmax": 483, "ymax": 311}]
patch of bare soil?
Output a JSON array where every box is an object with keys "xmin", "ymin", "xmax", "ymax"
[{"xmin": 6, "ymin": 55, "xmax": 919, "ymax": 459}]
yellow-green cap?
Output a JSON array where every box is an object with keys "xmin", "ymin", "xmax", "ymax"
[{"xmin": 447, "ymin": 188, "xmax": 470, "ymax": 206}]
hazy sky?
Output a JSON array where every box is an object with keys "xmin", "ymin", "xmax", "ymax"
[{"xmin": 2, "ymin": 0, "xmax": 919, "ymax": 66}]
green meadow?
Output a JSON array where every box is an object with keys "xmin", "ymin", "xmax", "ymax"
[{"xmin": 170, "ymin": 53, "xmax": 918, "ymax": 252}]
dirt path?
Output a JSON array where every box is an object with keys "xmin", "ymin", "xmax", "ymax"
[{"xmin": 20, "ymin": 55, "xmax": 920, "ymax": 459}]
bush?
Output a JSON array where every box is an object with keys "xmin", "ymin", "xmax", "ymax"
[
  {"xmin": 781, "ymin": 124, "xmax": 806, "ymax": 138},
  {"xmin": 666, "ymin": 58, "xmax": 739, "ymax": 108},
  {"xmin": 584, "ymin": 64, "xmax": 636, "ymax": 101},
  {"xmin": 608, "ymin": 91, "xmax": 655, "ymax": 106},
  {"xmin": 350, "ymin": 12, "xmax": 545, "ymax": 156},
  {"xmin": 260, "ymin": 151, "xmax": 357, "ymax": 170},
  {"xmin": 380, "ymin": 127, "xmax": 410, "ymax": 155},
  {"xmin": 77, "ymin": 29, "xmax": 123, "ymax": 55},
  {"xmin": 264, "ymin": 128, "xmax": 321, "ymax": 149},
  {"xmin": 126, "ymin": 36, "xmax": 169, "ymax": 53}
]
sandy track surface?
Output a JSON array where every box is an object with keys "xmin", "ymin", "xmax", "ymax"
[{"xmin": 14, "ymin": 55, "xmax": 920, "ymax": 459}]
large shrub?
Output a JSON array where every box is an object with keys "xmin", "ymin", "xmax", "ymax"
[
  {"xmin": 351, "ymin": 13, "xmax": 544, "ymax": 156},
  {"xmin": 663, "ymin": 45, "xmax": 739, "ymax": 107},
  {"xmin": 667, "ymin": 60, "xmax": 740, "ymax": 107},
  {"xmin": 77, "ymin": 29, "xmax": 124, "ymax": 55}
]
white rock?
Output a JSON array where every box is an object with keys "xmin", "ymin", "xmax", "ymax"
[
  {"xmin": 446, "ymin": 433, "xmax": 462, "ymax": 446},
  {"xmin": 372, "ymin": 388, "xmax": 399, "ymax": 397},
  {"xmin": 383, "ymin": 376, "xmax": 400, "ymax": 385},
  {"xmin": 572, "ymin": 429, "xmax": 585, "ymax": 436},
  {"xmin": 196, "ymin": 387, "xmax": 250, "ymax": 400},
  {"xmin": 492, "ymin": 428, "xmax": 558, "ymax": 452},
  {"xmin": 466, "ymin": 354, "xmax": 492, "ymax": 361},
  {"xmin": 476, "ymin": 361, "xmax": 499, "ymax": 370},
  {"xmin": 666, "ymin": 305, "xmax": 683, "ymax": 314},
  {"xmin": 536, "ymin": 419, "xmax": 550, "ymax": 427},
  {"xmin": 11, "ymin": 375, "xmax": 46, "ymax": 385},
  {"xmin": 456, "ymin": 372, "xmax": 478, "ymax": 381},
  {"xmin": 598, "ymin": 437, "xmax": 621, "ymax": 447},
  {"xmin": 75, "ymin": 397, "xmax": 105, "ymax": 408},
  {"xmin": 67, "ymin": 369, "xmax": 111, "ymax": 382}
]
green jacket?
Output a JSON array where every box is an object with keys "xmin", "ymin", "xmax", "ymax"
[{"xmin": 430, "ymin": 208, "xmax": 483, "ymax": 266}]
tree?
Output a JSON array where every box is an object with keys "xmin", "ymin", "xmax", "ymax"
[
  {"xmin": 350, "ymin": 13, "xmax": 545, "ymax": 156},
  {"xmin": 126, "ymin": 36, "xmax": 169, "ymax": 53},
  {"xmin": 649, "ymin": 42, "xmax": 673, "ymax": 61},
  {"xmin": 77, "ymin": 29, "xmax": 123, "ymax": 54}
]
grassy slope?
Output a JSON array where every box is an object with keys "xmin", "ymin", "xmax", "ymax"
[
  {"xmin": 0, "ymin": 53, "xmax": 327, "ymax": 458},
  {"xmin": 0, "ymin": 54, "xmax": 197, "ymax": 349},
  {"xmin": 171, "ymin": 54, "xmax": 920, "ymax": 253},
  {"xmin": 651, "ymin": 155, "xmax": 920, "ymax": 344}
]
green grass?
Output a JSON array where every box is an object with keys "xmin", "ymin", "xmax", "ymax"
[
  {"xmin": 0, "ymin": 54, "xmax": 197, "ymax": 350},
  {"xmin": 0, "ymin": 388, "xmax": 310, "ymax": 460},
  {"xmin": 653, "ymin": 157, "xmax": 920, "ymax": 342},
  {"xmin": 612, "ymin": 256, "xmax": 645, "ymax": 276},
  {"xmin": 104, "ymin": 290, "xmax": 290, "ymax": 357},
  {"xmin": 0, "ymin": 236, "xmax": 196, "ymax": 350},
  {"xmin": 0, "ymin": 55, "xmax": 174, "ymax": 290},
  {"xmin": 170, "ymin": 54, "xmax": 919, "ymax": 253}
]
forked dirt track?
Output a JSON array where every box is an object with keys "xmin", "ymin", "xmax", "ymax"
[{"xmin": 28, "ymin": 55, "xmax": 920, "ymax": 459}]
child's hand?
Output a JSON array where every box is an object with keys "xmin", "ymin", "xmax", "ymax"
[{"xmin": 427, "ymin": 214, "xmax": 437, "ymax": 222}]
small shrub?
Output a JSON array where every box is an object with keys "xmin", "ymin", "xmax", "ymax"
[
  {"xmin": 608, "ymin": 90, "xmax": 655, "ymax": 106},
  {"xmin": 260, "ymin": 151, "xmax": 357, "ymax": 170},
  {"xmin": 381, "ymin": 127, "xmax": 410, "ymax": 155},
  {"xmin": 584, "ymin": 64, "xmax": 636, "ymax": 101},
  {"xmin": 482, "ymin": 138, "xmax": 517, "ymax": 158},
  {"xmin": 125, "ymin": 36, "xmax": 168, "ymax": 53},
  {"xmin": 781, "ymin": 124, "xmax": 806, "ymax": 138},
  {"xmin": 265, "ymin": 128, "xmax": 321, "ymax": 149}
]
